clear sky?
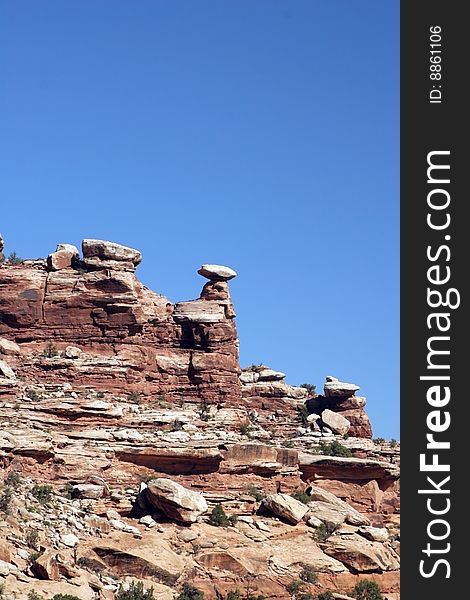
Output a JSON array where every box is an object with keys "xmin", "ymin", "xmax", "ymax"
[{"xmin": 0, "ymin": 1, "xmax": 399, "ymax": 438}]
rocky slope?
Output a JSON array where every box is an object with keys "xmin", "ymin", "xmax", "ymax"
[{"xmin": 0, "ymin": 239, "xmax": 399, "ymax": 600}]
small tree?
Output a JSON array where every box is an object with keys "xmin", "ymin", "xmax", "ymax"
[
  {"xmin": 319, "ymin": 440, "xmax": 353, "ymax": 458},
  {"xmin": 7, "ymin": 251, "xmax": 23, "ymax": 265},
  {"xmin": 300, "ymin": 383, "xmax": 316, "ymax": 395},
  {"xmin": 32, "ymin": 484, "xmax": 53, "ymax": 504},
  {"xmin": 175, "ymin": 583, "xmax": 205, "ymax": 600},
  {"xmin": 291, "ymin": 489, "xmax": 311, "ymax": 505},
  {"xmin": 116, "ymin": 581, "xmax": 156, "ymax": 600},
  {"xmin": 317, "ymin": 593, "xmax": 335, "ymax": 600},
  {"xmin": 351, "ymin": 580, "xmax": 383, "ymax": 600},
  {"xmin": 43, "ymin": 341, "xmax": 59, "ymax": 358},
  {"xmin": 246, "ymin": 484, "xmax": 265, "ymax": 502},
  {"xmin": 209, "ymin": 503, "xmax": 230, "ymax": 527},
  {"xmin": 299, "ymin": 564, "xmax": 318, "ymax": 584}
]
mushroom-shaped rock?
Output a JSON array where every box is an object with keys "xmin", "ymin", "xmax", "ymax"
[
  {"xmin": 324, "ymin": 377, "xmax": 360, "ymax": 398},
  {"xmin": 82, "ymin": 239, "xmax": 142, "ymax": 271},
  {"xmin": 321, "ymin": 409, "xmax": 351, "ymax": 436},
  {"xmin": 261, "ymin": 493, "xmax": 309, "ymax": 524},
  {"xmin": 198, "ymin": 264, "xmax": 237, "ymax": 281},
  {"xmin": 146, "ymin": 478, "xmax": 208, "ymax": 523}
]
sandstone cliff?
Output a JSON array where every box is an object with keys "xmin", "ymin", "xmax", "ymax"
[{"xmin": 0, "ymin": 239, "xmax": 399, "ymax": 600}]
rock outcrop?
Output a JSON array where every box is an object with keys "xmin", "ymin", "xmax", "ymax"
[{"xmin": 0, "ymin": 238, "xmax": 399, "ymax": 600}]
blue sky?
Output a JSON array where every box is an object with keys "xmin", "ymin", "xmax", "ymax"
[{"xmin": 0, "ymin": 1, "xmax": 399, "ymax": 437}]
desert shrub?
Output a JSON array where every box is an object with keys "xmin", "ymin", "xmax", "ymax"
[
  {"xmin": 171, "ymin": 419, "xmax": 184, "ymax": 431},
  {"xmin": 296, "ymin": 595, "xmax": 315, "ymax": 600},
  {"xmin": 286, "ymin": 580, "xmax": 305, "ymax": 596},
  {"xmin": 0, "ymin": 486, "xmax": 13, "ymax": 514},
  {"xmin": 28, "ymin": 592, "xmax": 43, "ymax": 600},
  {"xmin": 116, "ymin": 581, "xmax": 155, "ymax": 600},
  {"xmin": 319, "ymin": 440, "xmax": 352, "ymax": 458},
  {"xmin": 389, "ymin": 438, "xmax": 398, "ymax": 447},
  {"xmin": 247, "ymin": 484, "xmax": 265, "ymax": 502},
  {"xmin": 51, "ymin": 595, "xmax": 83, "ymax": 600},
  {"xmin": 32, "ymin": 484, "xmax": 53, "ymax": 504},
  {"xmin": 43, "ymin": 341, "xmax": 59, "ymax": 358},
  {"xmin": 351, "ymin": 579, "xmax": 383, "ymax": 600},
  {"xmin": 239, "ymin": 421, "xmax": 252, "ymax": 435},
  {"xmin": 300, "ymin": 383, "xmax": 316, "ymax": 395},
  {"xmin": 299, "ymin": 564, "xmax": 318, "ymax": 584},
  {"xmin": 26, "ymin": 528, "xmax": 40, "ymax": 548},
  {"xmin": 175, "ymin": 583, "xmax": 205, "ymax": 600},
  {"xmin": 209, "ymin": 503, "xmax": 230, "ymax": 527},
  {"xmin": 127, "ymin": 391, "xmax": 141, "ymax": 403},
  {"xmin": 373, "ymin": 438, "xmax": 385, "ymax": 445},
  {"xmin": 26, "ymin": 388, "xmax": 42, "ymax": 401},
  {"xmin": 313, "ymin": 522, "xmax": 339, "ymax": 542},
  {"xmin": 317, "ymin": 593, "xmax": 335, "ymax": 600},
  {"xmin": 291, "ymin": 489, "xmax": 311, "ymax": 505},
  {"xmin": 7, "ymin": 251, "xmax": 23, "ymax": 265},
  {"xmin": 199, "ymin": 400, "xmax": 210, "ymax": 421},
  {"xmin": 28, "ymin": 550, "xmax": 43, "ymax": 564},
  {"xmin": 5, "ymin": 471, "xmax": 22, "ymax": 487}
]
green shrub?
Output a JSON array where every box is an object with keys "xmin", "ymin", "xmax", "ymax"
[
  {"xmin": 351, "ymin": 579, "xmax": 383, "ymax": 600},
  {"xmin": 26, "ymin": 528, "xmax": 40, "ymax": 548},
  {"xmin": 51, "ymin": 595, "xmax": 83, "ymax": 600},
  {"xmin": 5, "ymin": 471, "xmax": 22, "ymax": 487},
  {"xmin": 313, "ymin": 522, "xmax": 339, "ymax": 542},
  {"xmin": 31, "ymin": 484, "xmax": 53, "ymax": 504},
  {"xmin": 26, "ymin": 388, "xmax": 42, "ymax": 401},
  {"xmin": 0, "ymin": 486, "xmax": 13, "ymax": 514},
  {"xmin": 175, "ymin": 583, "xmax": 205, "ymax": 600},
  {"xmin": 317, "ymin": 593, "xmax": 335, "ymax": 600},
  {"xmin": 28, "ymin": 592, "xmax": 43, "ymax": 600},
  {"xmin": 209, "ymin": 503, "xmax": 230, "ymax": 527},
  {"xmin": 319, "ymin": 440, "xmax": 353, "ymax": 458},
  {"xmin": 239, "ymin": 421, "xmax": 252, "ymax": 435},
  {"xmin": 171, "ymin": 418, "xmax": 184, "ymax": 431},
  {"xmin": 291, "ymin": 489, "xmax": 311, "ymax": 505},
  {"xmin": 389, "ymin": 439, "xmax": 398, "ymax": 447},
  {"xmin": 300, "ymin": 383, "xmax": 316, "ymax": 395},
  {"xmin": 286, "ymin": 580, "xmax": 305, "ymax": 596},
  {"xmin": 299, "ymin": 564, "xmax": 318, "ymax": 584},
  {"xmin": 116, "ymin": 581, "xmax": 155, "ymax": 600},
  {"xmin": 7, "ymin": 251, "xmax": 23, "ymax": 265},
  {"xmin": 373, "ymin": 438, "xmax": 385, "ymax": 445},
  {"xmin": 127, "ymin": 391, "xmax": 142, "ymax": 404},
  {"xmin": 296, "ymin": 594, "xmax": 315, "ymax": 600},
  {"xmin": 246, "ymin": 484, "xmax": 265, "ymax": 502},
  {"xmin": 43, "ymin": 341, "xmax": 59, "ymax": 358}
]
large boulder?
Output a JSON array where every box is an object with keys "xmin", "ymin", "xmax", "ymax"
[
  {"xmin": 47, "ymin": 244, "xmax": 79, "ymax": 271},
  {"xmin": 324, "ymin": 378, "xmax": 360, "ymax": 398},
  {"xmin": 261, "ymin": 493, "xmax": 309, "ymax": 524},
  {"xmin": 321, "ymin": 409, "xmax": 351, "ymax": 435},
  {"xmin": 146, "ymin": 478, "xmax": 208, "ymax": 523},
  {"xmin": 198, "ymin": 264, "xmax": 237, "ymax": 281},
  {"xmin": 323, "ymin": 533, "xmax": 400, "ymax": 572},
  {"xmin": 0, "ymin": 359, "xmax": 15, "ymax": 379},
  {"xmin": 82, "ymin": 239, "xmax": 142, "ymax": 271},
  {"xmin": 0, "ymin": 338, "xmax": 21, "ymax": 356}
]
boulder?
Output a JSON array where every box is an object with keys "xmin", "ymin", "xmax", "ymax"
[
  {"xmin": 146, "ymin": 478, "xmax": 208, "ymax": 523},
  {"xmin": 47, "ymin": 245, "xmax": 79, "ymax": 271},
  {"xmin": 257, "ymin": 368, "xmax": 286, "ymax": 381},
  {"xmin": 61, "ymin": 533, "xmax": 80, "ymax": 548},
  {"xmin": 198, "ymin": 264, "xmax": 237, "ymax": 281},
  {"xmin": 321, "ymin": 409, "xmax": 351, "ymax": 435},
  {"xmin": 72, "ymin": 484, "xmax": 104, "ymax": 499},
  {"xmin": 0, "ymin": 359, "xmax": 15, "ymax": 379},
  {"xmin": 261, "ymin": 493, "xmax": 309, "ymax": 524},
  {"xmin": 32, "ymin": 550, "xmax": 60, "ymax": 580},
  {"xmin": 324, "ymin": 533, "xmax": 400, "ymax": 572},
  {"xmin": 0, "ymin": 338, "xmax": 21, "ymax": 355},
  {"xmin": 358, "ymin": 526, "xmax": 390, "ymax": 542},
  {"xmin": 82, "ymin": 239, "xmax": 142, "ymax": 271},
  {"xmin": 324, "ymin": 378, "xmax": 360, "ymax": 398},
  {"xmin": 63, "ymin": 345, "xmax": 82, "ymax": 359}
]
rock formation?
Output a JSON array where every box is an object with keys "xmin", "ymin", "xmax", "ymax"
[{"xmin": 0, "ymin": 238, "xmax": 399, "ymax": 600}]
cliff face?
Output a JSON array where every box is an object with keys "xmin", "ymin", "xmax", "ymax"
[{"xmin": 0, "ymin": 239, "xmax": 398, "ymax": 600}]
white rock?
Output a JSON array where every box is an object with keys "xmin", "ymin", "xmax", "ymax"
[
  {"xmin": 306, "ymin": 515, "xmax": 324, "ymax": 528},
  {"xmin": 358, "ymin": 526, "xmax": 390, "ymax": 542},
  {"xmin": 0, "ymin": 338, "xmax": 21, "ymax": 355},
  {"xmin": 321, "ymin": 409, "xmax": 351, "ymax": 436},
  {"xmin": 324, "ymin": 379, "xmax": 360, "ymax": 398},
  {"xmin": 262, "ymin": 493, "xmax": 309, "ymax": 524},
  {"xmin": 257, "ymin": 368, "xmax": 286, "ymax": 381},
  {"xmin": 255, "ymin": 520, "xmax": 271, "ymax": 532},
  {"xmin": 63, "ymin": 346, "xmax": 82, "ymax": 359},
  {"xmin": 61, "ymin": 533, "xmax": 79, "ymax": 547},
  {"xmin": 56, "ymin": 243, "xmax": 80, "ymax": 255},
  {"xmin": 146, "ymin": 478, "xmax": 208, "ymax": 523},
  {"xmin": 0, "ymin": 359, "xmax": 15, "ymax": 379},
  {"xmin": 139, "ymin": 515, "xmax": 157, "ymax": 528},
  {"xmin": 237, "ymin": 515, "xmax": 254, "ymax": 524},
  {"xmin": 198, "ymin": 264, "xmax": 237, "ymax": 281}
]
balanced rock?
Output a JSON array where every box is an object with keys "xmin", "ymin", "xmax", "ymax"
[
  {"xmin": 146, "ymin": 478, "xmax": 208, "ymax": 523},
  {"xmin": 321, "ymin": 409, "xmax": 351, "ymax": 435},
  {"xmin": 324, "ymin": 377, "xmax": 360, "ymax": 398},
  {"xmin": 262, "ymin": 493, "xmax": 309, "ymax": 524},
  {"xmin": 198, "ymin": 264, "xmax": 237, "ymax": 281},
  {"xmin": 82, "ymin": 239, "xmax": 142, "ymax": 271}
]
